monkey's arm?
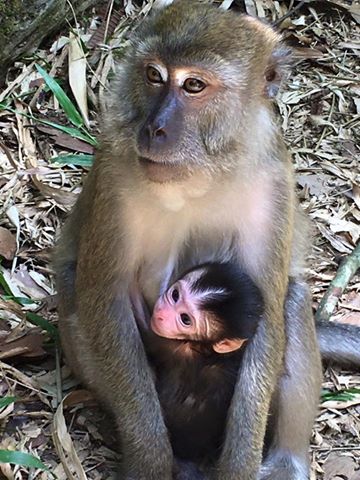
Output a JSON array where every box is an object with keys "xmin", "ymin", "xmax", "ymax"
[
  {"xmin": 215, "ymin": 311, "xmax": 285, "ymax": 480},
  {"xmin": 260, "ymin": 280, "xmax": 322, "ymax": 480},
  {"xmin": 214, "ymin": 273, "xmax": 288, "ymax": 479},
  {"xmin": 56, "ymin": 173, "xmax": 173, "ymax": 480},
  {"xmin": 213, "ymin": 176, "xmax": 294, "ymax": 480}
]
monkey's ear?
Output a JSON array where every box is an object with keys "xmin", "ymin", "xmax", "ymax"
[
  {"xmin": 264, "ymin": 45, "xmax": 292, "ymax": 98},
  {"xmin": 213, "ymin": 338, "xmax": 247, "ymax": 354}
]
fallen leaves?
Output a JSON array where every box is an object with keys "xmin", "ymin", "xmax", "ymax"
[
  {"xmin": 0, "ymin": 330, "xmax": 47, "ymax": 360},
  {"xmin": 52, "ymin": 398, "xmax": 88, "ymax": 480},
  {"xmin": 323, "ymin": 453, "xmax": 360, "ymax": 480},
  {"xmin": 0, "ymin": 227, "xmax": 16, "ymax": 260}
]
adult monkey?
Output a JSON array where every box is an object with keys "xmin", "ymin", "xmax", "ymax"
[{"xmin": 56, "ymin": 1, "xmax": 360, "ymax": 479}]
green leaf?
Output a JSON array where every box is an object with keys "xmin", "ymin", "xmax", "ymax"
[
  {"xmin": 344, "ymin": 388, "xmax": 360, "ymax": 394},
  {"xmin": 0, "ymin": 270, "xmax": 12, "ymax": 296},
  {"xmin": 0, "ymin": 450, "xmax": 55, "ymax": 477},
  {"xmin": 37, "ymin": 118, "xmax": 98, "ymax": 146},
  {"xmin": 51, "ymin": 153, "xmax": 94, "ymax": 167},
  {"xmin": 0, "ymin": 397, "xmax": 17, "ymax": 408},
  {"xmin": 35, "ymin": 64, "xmax": 83, "ymax": 128},
  {"xmin": 321, "ymin": 388, "xmax": 360, "ymax": 402},
  {"xmin": 26, "ymin": 312, "xmax": 59, "ymax": 342},
  {"xmin": 2, "ymin": 295, "xmax": 37, "ymax": 306},
  {"xmin": 0, "ymin": 104, "xmax": 97, "ymax": 146}
]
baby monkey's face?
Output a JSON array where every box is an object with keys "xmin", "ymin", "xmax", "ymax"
[
  {"xmin": 150, "ymin": 268, "xmax": 247, "ymax": 354},
  {"xmin": 151, "ymin": 275, "xmax": 207, "ymax": 341}
]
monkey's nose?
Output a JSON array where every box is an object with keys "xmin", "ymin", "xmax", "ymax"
[{"xmin": 146, "ymin": 123, "xmax": 167, "ymax": 141}]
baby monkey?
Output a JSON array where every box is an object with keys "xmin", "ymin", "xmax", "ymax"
[
  {"xmin": 151, "ymin": 262, "xmax": 262, "ymax": 354},
  {"xmin": 138, "ymin": 262, "xmax": 264, "ymax": 464}
]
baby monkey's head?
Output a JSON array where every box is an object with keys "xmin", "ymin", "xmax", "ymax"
[{"xmin": 151, "ymin": 262, "xmax": 264, "ymax": 354}]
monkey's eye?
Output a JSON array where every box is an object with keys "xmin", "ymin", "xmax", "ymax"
[
  {"xmin": 183, "ymin": 78, "xmax": 206, "ymax": 94},
  {"xmin": 171, "ymin": 288, "xmax": 179, "ymax": 303},
  {"xmin": 146, "ymin": 66, "xmax": 163, "ymax": 84},
  {"xmin": 180, "ymin": 313, "xmax": 192, "ymax": 327}
]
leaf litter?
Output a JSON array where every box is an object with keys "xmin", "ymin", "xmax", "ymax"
[{"xmin": 0, "ymin": 0, "xmax": 359, "ymax": 478}]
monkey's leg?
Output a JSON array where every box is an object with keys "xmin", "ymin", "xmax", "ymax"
[
  {"xmin": 58, "ymin": 275, "xmax": 173, "ymax": 478},
  {"xmin": 260, "ymin": 281, "xmax": 322, "ymax": 480},
  {"xmin": 56, "ymin": 184, "xmax": 174, "ymax": 479},
  {"xmin": 214, "ymin": 307, "xmax": 286, "ymax": 480}
]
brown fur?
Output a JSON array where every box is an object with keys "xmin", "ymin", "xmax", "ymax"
[{"xmin": 55, "ymin": 2, "xmax": 360, "ymax": 479}]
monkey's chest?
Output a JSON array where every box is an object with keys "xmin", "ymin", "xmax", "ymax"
[
  {"xmin": 127, "ymin": 179, "xmax": 276, "ymax": 305},
  {"xmin": 138, "ymin": 231, "xmax": 237, "ymax": 307}
]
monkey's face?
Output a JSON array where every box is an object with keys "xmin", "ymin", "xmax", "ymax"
[
  {"xmin": 134, "ymin": 62, "xmax": 225, "ymax": 183},
  {"xmin": 150, "ymin": 279, "xmax": 207, "ymax": 341},
  {"xmin": 110, "ymin": 1, "xmax": 288, "ymax": 184}
]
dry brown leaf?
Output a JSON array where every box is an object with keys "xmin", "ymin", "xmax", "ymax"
[
  {"xmin": 297, "ymin": 174, "xmax": 332, "ymax": 197},
  {"xmin": 244, "ymin": 0, "xmax": 257, "ymax": 16},
  {"xmin": 0, "ymin": 360, "xmax": 49, "ymax": 404},
  {"xmin": 349, "ymin": 4, "xmax": 360, "ymax": 24},
  {"xmin": 338, "ymin": 312, "xmax": 360, "ymax": 326},
  {"xmin": 352, "ymin": 184, "xmax": 360, "ymax": 210},
  {"xmin": 322, "ymin": 397, "xmax": 360, "ymax": 409},
  {"xmin": 52, "ymin": 398, "xmax": 88, "ymax": 480},
  {"xmin": 0, "ymin": 331, "xmax": 47, "ymax": 360},
  {"xmin": 0, "ymin": 298, "xmax": 23, "ymax": 321},
  {"xmin": 63, "ymin": 389, "xmax": 96, "ymax": 408},
  {"xmin": 0, "ymin": 227, "xmax": 17, "ymax": 260},
  {"xmin": 31, "ymin": 176, "xmax": 77, "ymax": 206},
  {"xmin": 323, "ymin": 453, "xmax": 358, "ymax": 480},
  {"xmin": 69, "ymin": 31, "xmax": 89, "ymax": 128},
  {"xmin": 342, "ymin": 292, "xmax": 360, "ymax": 310},
  {"xmin": 0, "ymin": 402, "xmax": 14, "ymax": 420},
  {"xmin": 36, "ymin": 124, "xmax": 94, "ymax": 154},
  {"xmin": 316, "ymin": 223, "xmax": 353, "ymax": 254},
  {"xmin": 13, "ymin": 266, "xmax": 49, "ymax": 299},
  {"xmin": 220, "ymin": 0, "xmax": 234, "ymax": 9}
]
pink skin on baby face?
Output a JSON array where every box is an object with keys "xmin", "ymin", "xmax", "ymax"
[
  {"xmin": 150, "ymin": 271, "xmax": 247, "ymax": 354},
  {"xmin": 150, "ymin": 280, "xmax": 207, "ymax": 341}
]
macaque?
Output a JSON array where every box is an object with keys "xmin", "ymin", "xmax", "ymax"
[
  {"xmin": 139, "ymin": 262, "xmax": 264, "ymax": 462},
  {"xmin": 55, "ymin": 1, "xmax": 360, "ymax": 479}
]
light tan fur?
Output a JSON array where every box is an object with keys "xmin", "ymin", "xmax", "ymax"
[{"xmin": 55, "ymin": 3, "xmax": 360, "ymax": 480}]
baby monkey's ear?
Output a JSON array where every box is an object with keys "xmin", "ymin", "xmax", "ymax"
[{"xmin": 213, "ymin": 338, "xmax": 247, "ymax": 354}]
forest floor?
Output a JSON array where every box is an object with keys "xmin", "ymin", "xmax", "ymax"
[{"xmin": 0, "ymin": 1, "xmax": 359, "ymax": 479}]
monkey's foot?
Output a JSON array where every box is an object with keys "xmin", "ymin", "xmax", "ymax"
[
  {"xmin": 173, "ymin": 460, "xmax": 207, "ymax": 480},
  {"xmin": 259, "ymin": 454, "xmax": 309, "ymax": 480}
]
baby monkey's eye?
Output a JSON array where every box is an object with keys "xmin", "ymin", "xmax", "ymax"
[
  {"xmin": 183, "ymin": 78, "xmax": 206, "ymax": 94},
  {"xmin": 180, "ymin": 313, "xmax": 192, "ymax": 327},
  {"xmin": 146, "ymin": 66, "xmax": 163, "ymax": 84},
  {"xmin": 171, "ymin": 288, "xmax": 179, "ymax": 303}
]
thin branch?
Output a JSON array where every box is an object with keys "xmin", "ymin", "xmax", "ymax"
[{"xmin": 315, "ymin": 242, "xmax": 360, "ymax": 322}]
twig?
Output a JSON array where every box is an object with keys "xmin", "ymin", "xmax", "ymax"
[
  {"xmin": 315, "ymin": 243, "xmax": 360, "ymax": 322},
  {"xmin": 273, "ymin": 1, "xmax": 306, "ymax": 28},
  {"xmin": 311, "ymin": 445, "xmax": 360, "ymax": 452}
]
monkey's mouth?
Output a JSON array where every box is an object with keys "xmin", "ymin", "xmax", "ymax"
[{"xmin": 138, "ymin": 156, "xmax": 190, "ymax": 183}]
